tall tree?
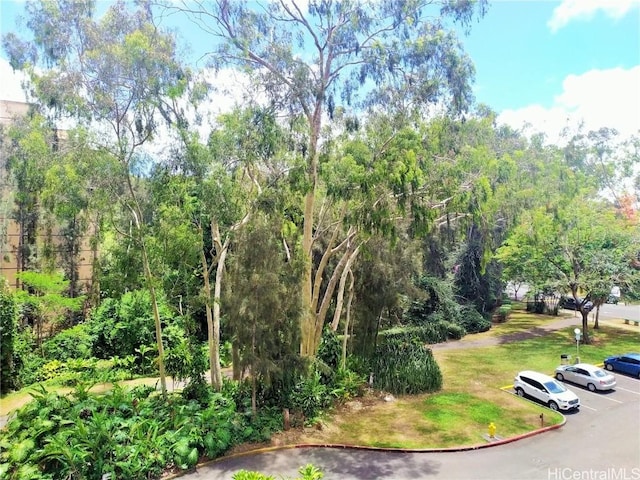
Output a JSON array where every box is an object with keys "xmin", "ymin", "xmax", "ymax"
[
  {"xmin": 496, "ymin": 197, "xmax": 637, "ymax": 343},
  {"xmin": 4, "ymin": 0, "xmax": 191, "ymax": 397},
  {"xmin": 3, "ymin": 114, "xmax": 55, "ymax": 286},
  {"xmin": 171, "ymin": 0, "xmax": 488, "ymax": 357},
  {"xmin": 563, "ymin": 127, "xmax": 640, "ymax": 205},
  {"xmin": 225, "ymin": 211, "xmax": 304, "ymax": 415}
]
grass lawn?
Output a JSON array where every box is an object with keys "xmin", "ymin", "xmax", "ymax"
[{"xmin": 274, "ymin": 310, "xmax": 639, "ymax": 449}]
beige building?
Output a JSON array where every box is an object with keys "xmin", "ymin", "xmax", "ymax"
[{"xmin": 0, "ymin": 99, "xmax": 93, "ymax": 292}]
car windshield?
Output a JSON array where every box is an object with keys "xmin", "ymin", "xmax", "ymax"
[
  {"xmin": 593, "ymin": 369, "xmax": 607, "ymax": 378},
  {"xmin": 544, "ymin": 381, "xmax": 566, "ymax": 393}
]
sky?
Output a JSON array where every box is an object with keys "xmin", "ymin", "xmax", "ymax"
[{"xmin": 0, "ymin": 0, "xmax": 638, "ymax": 144}]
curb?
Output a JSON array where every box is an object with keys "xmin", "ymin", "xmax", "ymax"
[{"xmin": 166, "ymin": 415, "xmax": 566, "ymax": 478}]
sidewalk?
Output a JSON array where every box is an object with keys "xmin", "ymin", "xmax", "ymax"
[
  {"xmin": 430, "ymin": 314, "xmax": 581, "ymax": 351},
  {"xmin": 431, "ymin": 313, "xmax": 638, "ymax": 351}
]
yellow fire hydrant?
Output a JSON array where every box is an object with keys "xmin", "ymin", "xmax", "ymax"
[{"xmin": 488, "ymin": 422, "xmax": 496, "ymax": 439}]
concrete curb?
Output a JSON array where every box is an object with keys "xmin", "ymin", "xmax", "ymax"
[{"xmin": 166, "ymin": 414, "xmax": 566, "ymax": 478}]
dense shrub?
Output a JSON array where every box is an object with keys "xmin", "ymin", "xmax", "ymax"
[
  {"xmin": 13, "ymin": 328, "xmax": 45, "ymax": 388},
  {"xmin": 371, "ymin": 338, "xmax": 442, "ymax": 394},
  {"xmin": 378, "ymin": 322, "xmax": 462, "ymax": 345},
  {"xmin": 41, "ymin": 323, "xmax": 93, "ymax": 361},
  {"xmin": 0, "ymin": 382, "xmax": 293, "ymax": 480},
  {"xmin": 317, "ymin": 327, "xmax": 341, "ymax": 370},
  {"xmin": 87, "ymin": 290, "xmax": 176, "ymax": 359},
  {"xmin": 289, "ymin": 370, "xmax": 331, "ymax": 421},
  {"xmin": 233, "ymin": 464, "xmax": 324, "ymax": 480},
  {"xmin": 329, "ymin": 367, "xmax": 366, "ymax": 401},
  {"xmin": 443, "ymin": 322, "xmax": 466, "ymax": 339},
  {"xmin": 458, "ymin": 305, "xmax": 491, "ymax": 333},
  {"xmin": 0, "ymin": 283, "xmax": 18, "ymax": 393}
]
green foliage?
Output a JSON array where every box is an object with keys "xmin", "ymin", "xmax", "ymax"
[
  {"xmin": 453, "ymin": 227, "xmax": 503, "ymax": 315},
  {"xmin": 289, "ymin": 370, "xmax": 331, "ymax": 422},
  {"xmin": 219, "ymin": 340, "xmax": 233, "ymax": 368},
  {"xmin": 15, "ymin": 271, "xmax": 85, "ymax": 314},
  {"xmin": 444, "ymin": 322, "xmax": 467, "ymax": 340},
  {"xmin": 41, "ymin": 324, "xmax": 93, "ymax": 361},
  {"xmin": 232, "ymin": 465, "xmax": 323, "ymax": 480},
  {"xmin": 317, "ymin": 327, "xmax": 341, "ymax": 370},
  {"xmin": 0, "ymin": 281, "xmax": 18, "ymax": 392},
  {"xmin": 457, "ymin": 305, "xmax": 492, "ymax": 334},
  {"xmin": 403, "ymin": 275, "xmax": 492, "ymax": 338},
  {"xmin": 87, "ymin": 290, "xmax": 175, "ymax": 360},
  {"xmin": 378, "ymin": 323, "xmax": 455, "ymax": 345},
  {"xmin": 0, "ymin": 380, "xmax": 293, "ymax": 479},
  {"xmin": 233, "ymin": 472, "xmax": 275, "ymax": 480},
  {"xmin": 371, "ymin": 339, "xmax": 442, "ymax": 395},
  {"xmin": 330, "ymin": 368, "xmax": 366, "ymax": 401},
  {"xmin": 13, "ymin": 328, "xmax": 45, "ymax": 388},
  {"xmin": 225, "ymin": 212, "xmax": 305, "ymax": 412}
]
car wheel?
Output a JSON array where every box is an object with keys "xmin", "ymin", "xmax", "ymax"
[
  {"xmin": 548, "ymin": 401, "xmax": 559, "ymax": 411},
  {"xmin": 555, "ymin": 373, "xmax": 564, "ymax": 381},
  {"xmin": 605, "ymin": 363, "xmax": 614, "ymax": 371},
  {"xmin": 515, "ymin": 387, "xmax": 524, "ymax": 397},
  {"xmin": 587, "ymin": 383, "xmax": 596, "ymax": 392}
]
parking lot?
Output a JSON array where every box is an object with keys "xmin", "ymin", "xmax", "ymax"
[
  {"xmin": 558, "ymin": 371, "xmax": 640, "ymax": 414},
  {"xmin": 509, "ymin": 372, "xmax": 640, "ymax": 410},
  {"xmin": 510, "ymin": 368, "xmax": 640, "ymax": 414},
  {"xmin": 503, "ymin": 370, "xmax": 640, "ymax": 476}
]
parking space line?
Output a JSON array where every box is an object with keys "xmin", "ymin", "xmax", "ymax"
[
  {"xmin": 615, "ymin": 386, "xmax": 640, "ymax": 395},
  {"xmin": 581, "ymin": 391, "xmax": 623, "ymax": 403},
  {"xmin": 580, "ymin": 404, "xmax": 597, "ymax": 411}
]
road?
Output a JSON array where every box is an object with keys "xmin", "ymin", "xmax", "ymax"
[
  {"xmin": 595, "ymin": 303, "xmax": 640, "ymax": 321},
  {"xmin": 181, "ymin": 374, "xmax": 640, "ymax": 480}
]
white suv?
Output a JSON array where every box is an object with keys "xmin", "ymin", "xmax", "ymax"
[{"xmin": 514, "ymin": 370, "xmax": 580, "ymax": 412}]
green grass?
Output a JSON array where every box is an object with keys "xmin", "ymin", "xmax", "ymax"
[{"xmin": 435, "ymin": 324, "xmax": 640, "ymax": 390}]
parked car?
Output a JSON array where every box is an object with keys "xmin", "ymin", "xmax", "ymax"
[
  {"xmin": 606, "ymin": 286, "xmax": 621, "ymax": 304},
  {"xmin": 514, "ymin": 370, "xmax": 580, "ymax": 411},
  {"xmin": 555, "ymin": 363, "xmax": 616, "ymax": 391},
  {"xmin": 559, "ymin": 296, "xmax": 594, "ymax": 312},
  {"xmin": 604, "ymin": 353, "xmax": 640, "ymax": 378},
  {"xmin": 605, "ymin": 294, "xmax": 619, "ymax": 304}
]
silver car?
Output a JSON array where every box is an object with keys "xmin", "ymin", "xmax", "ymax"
[
  {"xmin": 514, "ymin": 371, "xmax": 580, "ymax": 411},
  {"xmin": 555, "ymin": 363, "xmax": 616, "ymax": 391}
]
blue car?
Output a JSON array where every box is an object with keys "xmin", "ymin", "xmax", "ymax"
[{"xmin": 604, "ymin": 353, "xmax": 640, "ymax": 378}]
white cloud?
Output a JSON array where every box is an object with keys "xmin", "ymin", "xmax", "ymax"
[
  {"xmin": 0, "ymin": 57, "xmax": 28, "ymax": 103},
  {"xmin": 498, "ymin": 66, "xmax": 640, "ymax": 144},
  {"xmin": 548, "ymin": 0, "xmax": 638, "ymax": 32}
]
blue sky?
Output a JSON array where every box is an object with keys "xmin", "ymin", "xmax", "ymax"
[{"xmin": 1, "ymin": 0, "xmax": 638, "ymax": 143}]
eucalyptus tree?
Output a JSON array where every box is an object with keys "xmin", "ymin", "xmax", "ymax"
[
  {"xmin": 3, "ymin": 0, "xmax": 193, "ymax": 397},
  {"xmin": 147, "ymin": 105, "xmax": 290, "ymax": 389},
  {"xmin": 563, "ymin": 127, "xmax": 640, "ymax": 204},
  {"xmin": 169, "ymin": 0, "xmax": 488, "ymax": 357}
]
